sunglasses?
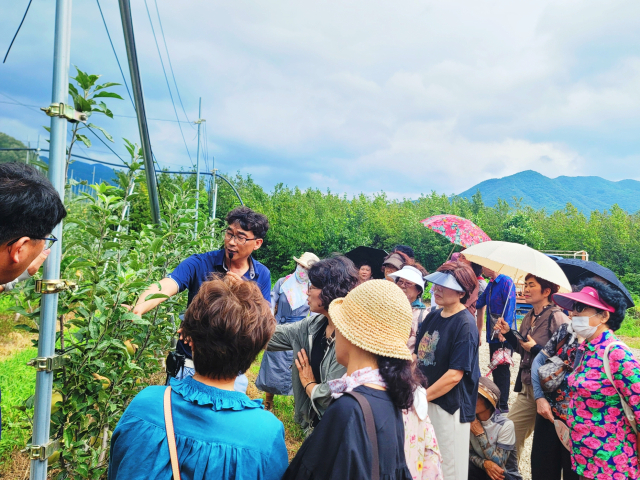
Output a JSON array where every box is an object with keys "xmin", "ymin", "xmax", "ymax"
[{"xmin": 573, "ymin": 302, "xmax": 595, "ymax": 314}]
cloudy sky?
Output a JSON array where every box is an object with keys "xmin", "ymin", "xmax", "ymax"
[{"xmin": 2, "ymin": 0, "xmax": 640, "ymax": 198}]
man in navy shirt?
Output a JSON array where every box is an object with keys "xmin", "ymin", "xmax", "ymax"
[
  {"xmin": 476, "ymin": 267, "xmax": 516, "ymax": 412},
  {"xmin": 129, "ymin": 206, "xmax": 271, "ymax": 392}
]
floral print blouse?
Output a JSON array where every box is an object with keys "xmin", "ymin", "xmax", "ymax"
[
  {"xmin": 567, "ymin": 330, "xmax": 640, "ymax": 479},
  {"xmin": 403, "ymin": 387, "xmax": 443, "ymax": 480}
]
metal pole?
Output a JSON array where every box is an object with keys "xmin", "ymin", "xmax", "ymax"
[
  {"xmin": 92, "ymin": 165, "xmax": 95, "ymax": 184},
  {"xmin": 30, "ymin": 0, "xmax": 72, "ymax": 478},
  {"xmin": 118, "ymin": 0, "xmax": 161, "ymax": 224},
  {"xmin": 194, "ymin": 98, "xmax": 202, "ymax": 236}
]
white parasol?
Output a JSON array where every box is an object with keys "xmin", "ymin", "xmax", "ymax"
[{"xmin": 462, "ymin": 240, "xmax": 572, "ymax": 293}]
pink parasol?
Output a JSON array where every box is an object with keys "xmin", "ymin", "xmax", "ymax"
[{"xmin": 420, "ymin": 214, "xmax": 491, "ymax": 248}]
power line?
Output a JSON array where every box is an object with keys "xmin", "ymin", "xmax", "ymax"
[
  {"xmin": 0, "ymin": 100, "xmax": 193, "ymax": 123},
  {"xmin": 95, "ymin": 0, "xmax": 135, "ymax": 108},
  {"xmin": 3, "ymin": 0, "xmax": 34, "ymax": 63},
  {"xmin": 142, "ymin": 0, "xmax": 194, "ymax": 167},
  {"xmin": 153, "ymin": 0, "xmax": 194, "ymax": 129}
]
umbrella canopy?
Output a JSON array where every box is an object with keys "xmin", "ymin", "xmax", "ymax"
[
  {"xmin": 462, "ymin": 241, "xmax": 572, "ymax": 293},
  {"xmin": 345, "ymin": 246, "xmax": 388, "ymax": 280},
  {"xmin": 420, "ymin": 214, "xmax": 491, "ymax": 248},
  {"xmin": 554, "ymin": 258, "xmax": 635, "ymax": 308}
]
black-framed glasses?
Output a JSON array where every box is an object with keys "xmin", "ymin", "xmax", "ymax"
[
  {"xmin": 7, "ymin": 234, "xmax": 57, "ymax": 249},
  {"xmin": 225, "ymin": 230, "xmax": 256, "ymax": 245}
]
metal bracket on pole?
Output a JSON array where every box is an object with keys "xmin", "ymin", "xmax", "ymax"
[
  {"xmin": 27, "ymin": 355, "xmax": 69, "ymax": 372},
  {"xmin": 35, "ymin": 279, "xmax": 78, "ymax": 294},
  {"xmin": 27, "ymin": 439, "xmax": 61, "ymax": 461},
  {"xmin": 41, "ymin": 103, "xmax": 88, "ymax": 124}
]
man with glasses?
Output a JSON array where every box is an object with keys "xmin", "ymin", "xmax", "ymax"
[
  {"xmin": 128, "ymin": 206, "xmax": 271, "ymax": 392},
  {"xmin": 0, "ymin": 162, "xmax": 66, "ymax": 286}
]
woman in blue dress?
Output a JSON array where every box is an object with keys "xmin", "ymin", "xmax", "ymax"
[
  {"xmin": 257, "ymin": 252, "xmax": 319, "ymax": 410},
  {"xmin": 108, "ymin": 274, "xmax": 288, "ymax": 480}
]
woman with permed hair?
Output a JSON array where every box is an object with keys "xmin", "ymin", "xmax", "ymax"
[
  {"xmin": 265, "ymin": 255, "xmax": 359, "ymax": 431},
  {"xmin": 414, "ymin": 261, "xmax": 480, "ymax": 480},
  {"xmin": 552, "ymin": 278, "xmax": 640, "ymax": 480},
  {"xmin": 108, "ymin": 276, "xmax": 288, "ymax": 480}
]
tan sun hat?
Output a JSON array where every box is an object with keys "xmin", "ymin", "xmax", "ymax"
[
  {"xmin": 328, "ymin": 279, "xmax": 413, "ymax": 360},
  {"xmin": 293, "ymin": 252, "xmax": 320, "ymax": 269}
]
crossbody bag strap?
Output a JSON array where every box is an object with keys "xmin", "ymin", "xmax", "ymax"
[
  {"xmin": 555, "ymin": 332, "xmax": 570, "ymax": 355},
  {"xmin": 344, "ymin": 391, "xmax": 380, "ymax": 480},
  {"xmin": 164, "ymin": 386, "xmax": 182, "ymax": 480}
]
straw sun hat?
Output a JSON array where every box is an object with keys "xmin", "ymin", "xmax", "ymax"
[
  {"xmin": 293, "ymin": 252, "xmax": 320, "ymax": 269},
  {"xmin": 328, "ymin": 279, "xmax": 413, "ymax": 360}
]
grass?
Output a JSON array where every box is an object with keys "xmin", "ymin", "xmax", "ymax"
[
  {"xmin": 617, "ymin": 314, "xmax": 640, "ymax": 348},
  {"xmin": 0, "ymin": 347, "xmax": 37, "ymax": 468}
]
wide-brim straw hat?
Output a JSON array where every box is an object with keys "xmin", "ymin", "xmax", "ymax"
[
  {"xmin": 328, "ymin": 279, "xmax": 413, "ymax": 360},
  {"xmin": 293, "ymin": 252, "xmax": 320, "ymax": 269}
]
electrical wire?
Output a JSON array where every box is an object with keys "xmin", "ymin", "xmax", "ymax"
[
  {"xmin": 153, "ymin": 0, "xmax": 194, "ymax": 129},
  {"xmin": 95, "ymin": 0, "xmax": 135, "ymax": 109},
  {"xmin": 3, "ymin": 0, "xmax": 34, "ymax": 63},
  {"xmin": 143, "ymin": 0, "xmax": 194, "ymax": 167}
]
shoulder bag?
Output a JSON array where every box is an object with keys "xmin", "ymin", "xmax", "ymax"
[
  {"xmin": 344, "ymin": 391, "xmax": 380, "ymax": 480},
  {"xmin": 538, "ymin": 333, "xmax": 572, "ymax": 393},
  {"xmin": 164, "ymin": 386, "xmax": 182, "ymax": 480},
  {"xmin": 603, "ymin": 341, "xmax": 638, "ymax": 434}
]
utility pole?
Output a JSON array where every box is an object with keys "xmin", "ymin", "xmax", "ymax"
[
  {"xmin": 30, "ymin": 0, "xmax": 73, "ymax": 478},
  {"xmin": 194, "ymin": 98, "xmax": 205, "ymax": 236},
  {"xmin": 118, "ymin": 0, "xmax": 161, "ymax": 224}
]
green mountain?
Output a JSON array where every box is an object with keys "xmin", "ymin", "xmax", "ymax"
[{"xmin": 457, "ymin": 170, "xmax": 640, "ymax": 213}]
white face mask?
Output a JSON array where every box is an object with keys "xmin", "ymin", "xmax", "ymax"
[{"xmin": 571, "ymin": 314, "xmax": 600, "ymax": 339}]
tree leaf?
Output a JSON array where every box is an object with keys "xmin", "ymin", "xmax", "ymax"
[
  {"xmin": 76, "ymin": 134, "xmax": 92, "ymax": 148},
  {"xmin": 94, "ymin": 82, "xmax": 121, "ymax": 91},
  {"xmin": 87, "ymin": 123, "xmax": 113, "ymax": 142},
  {"xmin": 93, "ymin": 91, "xmax": 124, "ymax": 100}
]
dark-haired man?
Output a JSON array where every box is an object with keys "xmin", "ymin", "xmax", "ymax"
[
  {"xmin": 129, "ymin": 206, "xmax": 271, "ymax": 391},
  {"xmin": 0, "ymin": 162, "xmax": 67, "ymax": 284}
]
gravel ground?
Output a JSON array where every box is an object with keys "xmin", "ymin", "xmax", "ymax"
[{"xmin": 478, "ymin": 342, "xmax": 640, "ymax": 480}]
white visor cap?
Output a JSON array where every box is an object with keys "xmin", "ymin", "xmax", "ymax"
[
  {"xmin": 389, "ymin": 266, "xmax": 426, "ymax": 290},
  {"xmin": 424, "ymin": 271, "xmax": 465, "ymax": 292}
]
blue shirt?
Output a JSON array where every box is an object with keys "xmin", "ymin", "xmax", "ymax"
[
  {"xmin": 167, "ymin": 249, "xmax": 271, "ymax": 357},
  {"xmin": 476, "ymin": 274, "xmax": 516, "ymax": 344},
  {"xmin": 108, "ymin": 377, "xmax": 288, "ymax": 480}
]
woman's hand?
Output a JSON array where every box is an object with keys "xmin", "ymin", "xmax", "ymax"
[
  {"xmin": 484, "ymin": 460, "xmax": 505, "ymax": 480},
  {"xmin": 494, "ymin": 318, "xmax": 510, "ymax": 335},
  {"xmin": 470, "ymin": 418, "xmax": 484, "ymax": 436},
  {"xmin": 295, "ymin": 349, "xmax": 316, "ymax": 396},
  {"xmin": 520, "ymin": 334, "xmax": 537, "ymax": 352},
  {"xmin": 536, "ymin": 397, "xmax": 554, "ymax": 422}
]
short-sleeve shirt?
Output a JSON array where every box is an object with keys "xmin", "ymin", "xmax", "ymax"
[
  {"xmin": 166, "ymin": 249, "xmax": 271, "ymax": 357},
  {"xmin": 414, "ymin": 308, "xmax": 480, "ymax": 423}
]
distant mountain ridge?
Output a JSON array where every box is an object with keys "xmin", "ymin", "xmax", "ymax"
[{"xmin": 456, "ymin": 170, "xmax": 640, "ymax": 213}]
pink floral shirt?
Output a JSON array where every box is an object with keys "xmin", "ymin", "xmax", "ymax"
[{"xmin": 567, "ymin": 330, "xmax": 640, "ymax": 479}]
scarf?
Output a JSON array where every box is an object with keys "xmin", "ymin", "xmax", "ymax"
[
  {"xmin": 328, "ymin": 367, "xmax": 387, "ymax": 399},
  {"xmin": 280, "ymin": 265, "xmax": 309, "ymax": 310}
]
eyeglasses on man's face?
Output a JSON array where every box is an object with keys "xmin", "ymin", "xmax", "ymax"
[
  {"xmin": 7, "ymin": 234, "xmax": 57, "ymax": 250},
  {"xmin": 224, "ymin": 230, "xmax": 256, "ymax": 246}
]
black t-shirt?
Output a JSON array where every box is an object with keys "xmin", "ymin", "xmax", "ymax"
[
  {"xmin": 414, "ymin": 308, "xmax": 480, "ymax": 423},
  {"xmin": 283, "ymin": 386, "xmax": 412, "ymax": 480},
  {"xmin": 310, "ymin": 321, "xmax": 328, "ymax": 386}
]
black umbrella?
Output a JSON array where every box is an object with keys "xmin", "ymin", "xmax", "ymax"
[
  {"xmin": 345, "ymin": 246, "xmax": 388, "ymax": 280},
  {"xmin": 554, "ymin": 258, "xmax": 635, "ymax": 308}
]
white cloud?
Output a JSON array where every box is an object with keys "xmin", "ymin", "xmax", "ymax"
[{"xmin": 1, "ymin": 0, "xmax": 639, "ymax": 196}]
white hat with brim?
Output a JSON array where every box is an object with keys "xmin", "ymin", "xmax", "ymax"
[
  {"xmin": 389, "ymin": 266, "xmax": 426, "ymax": 291},
  {"xmin": 425, "ymin": 271, "xmax": 465, "ymax": 292},
  {"xmin": 293, "ymin": 252, "xmax": 320, "ymax": 269}
]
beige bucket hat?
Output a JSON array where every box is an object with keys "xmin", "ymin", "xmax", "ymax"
[
  {"xmin": 293, "ymin": 252, "xmax": 320, "ymax": 269},
  {"xmin": 328, "ymin": 279, "xmax": 413, "ymax": 360}
]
